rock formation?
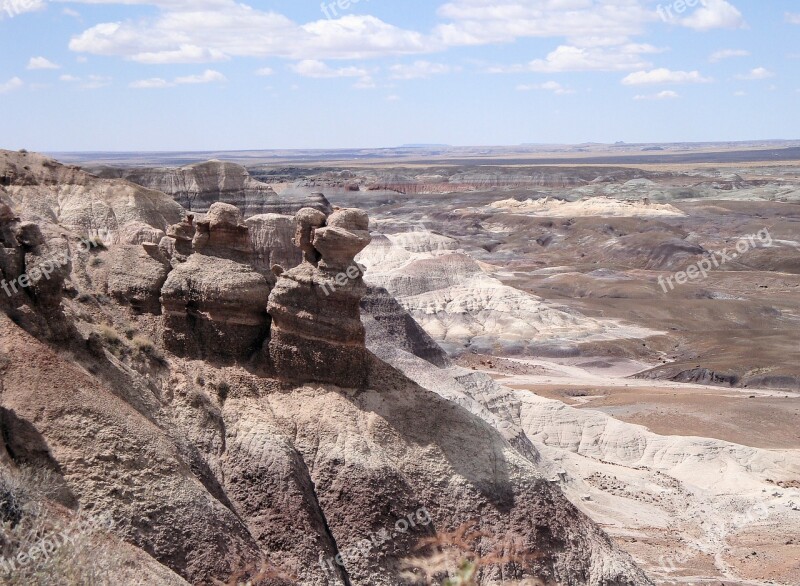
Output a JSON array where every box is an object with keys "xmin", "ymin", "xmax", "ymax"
[
  {"xmin": 161, "ymin": 203, "xmax": 271, "ymax": 359},
  {"xmin": 108, "ymin": 243, "xmax": 171, "ymax": 314},
  {"xmin": 1, "ymin": 150, "xmax": 184, "ymax": 245},
  {"xmin": 95, "ymin": 161, "xmax": 333, "ymax": 218},
  {"xmin": 0, "ymin": 150, "xmax": 662, "ymax": 586},
  {"xmin": 0, "ymin": 202, "xmax": 71, "ymax": 338},
  {"xmin": 267, "ymin": 208, "xmax": 373, "ymax": 388}
]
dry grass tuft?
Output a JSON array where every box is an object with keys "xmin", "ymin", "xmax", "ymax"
[
  {"xmin": 399, "ymin": 522, "xmax": 545, "ymax": 586},
  {"xmin": 215, "ymin": 560, "xmax": 297, "ymax": 586},
  {"xmin": 0, "ymin": 466, "xmax": 123, "ymax": 586}
]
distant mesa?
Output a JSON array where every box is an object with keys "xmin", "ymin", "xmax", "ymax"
[{"xmin": 94, "ymin": 160, "xmax": 333, "ymax": 218}]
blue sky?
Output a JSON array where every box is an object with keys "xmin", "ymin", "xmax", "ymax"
[{"xmin": 1, "ymin": 0, "xmax": 798, "ymax": 151}]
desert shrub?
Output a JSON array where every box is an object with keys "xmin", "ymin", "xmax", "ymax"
[
  {"xmin": 0, "ymin": 466, "xmax": 122, "ymax": 586},
  {"xmin": 132, "ymin": 336, "xmax": 165, "ymax": 363},
  {"xmin": 215, "ymin": 381, "xmax": 230, "ymax": 403},
  {"xmin": 216, "ymin": 560, "xmax": 297, "ymax": 586},
  {"xmin": 95, "ymin": 325, "xmax": 122, "ymax": 346},
  {"xmin": 131, "ymin": 336, "xmax": 153, "ymax": 353},
  {"xmin": 76, "ymin": 292, "xmax": 94, "ymax": 304},
  {"xmin": 400, "ymin": 522, "xmax": 544, "ymax": 586}
]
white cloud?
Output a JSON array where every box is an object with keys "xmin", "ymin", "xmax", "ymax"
[
  {"xmin": 59, "ymin": 74, "xmax": 80, "ymax": 82},
  {"xmin": 81, "ymin": 74, "xmax": 112, "ymax": 89},
  {"xmin": 622, "ymin": 68, "xmax": 712, "ymax": 85},
  {"xmin": 386, "ymin": 94, "xmax": 401, "ymax": 102},
  {"xmin": 492, "ymin": 43, "xmax": 659, "ymax": 74},
  {"xmin": 434, "ymin": 0, "xmax": 653, "ymax": 47},
  {"xmin": 130, "ymin": 77, "xmax": 173, "ymax": 89},
  {"xmin": 735, "ymin": 67, "xmax": 775, "ymax": 80},
  {"xmin": 0, "ymin": 0, "xmax": 44, "ymax": 20},
  {"xmin": 634, "ymin": 90, "xmax": 679, "ymax": 100},
  {"xmin": 174, "ymin": 69, "xmax": 227, "ymax": 84},
  {"xmin": 680, "ymin": 0, "xmax": 746, "ymax": 31},
  {"xmin": 786, "ymin": 12, "xmax": 800, "ymax": 25},
  {"xmin": 709, "ymin": 49, "xmax": 750, "ymax": 62},
  {"xmin": 27, "ymin": 56, "xmax": 60, "ymax": 70},
  {"xmin": 733, "ymin": 90, "xmax": 746, "ymax": 96},
  {"xmin": 66, "ymin": 3, "xmax": 428, "ymax": 63},
  {"xmin": 290, "ymin": 59, "xmax": 369, "ymax": 78},
  {"xmin": 130, "ymin": 69, "xmax": 227, "ymax": 88},
  {"xmin": 353, "ymin": 76, "xmax": 376, "ymax": 89},
  {"xmin": 389, "ymin": 61, "xmax": 452, "ymax": 80},
  {"xmin": 0, "ymin": 77, "xmax": 24, "ymax": 94},
  {"xmin": 517, "ymin": 80, "xmax": 574, "ymax": 95},
  {"xmin": 255, "ymin": 67, "xmax": 274, "ymax": 76},
  {"xmin": 62, "ymin": 7, "xmax": 80, "ymax": 18}
]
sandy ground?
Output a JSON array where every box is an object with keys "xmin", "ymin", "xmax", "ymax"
[
  {"xmin": 455, "ymin": 353, "xmax": 800, "ymax": 585},
  {"xmin": 459, "ymin": 355, "xmax": 800, "ymax": 450}
]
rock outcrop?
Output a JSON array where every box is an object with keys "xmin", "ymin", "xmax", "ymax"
[
  {"xmin": 0, "ymin": 151, "xmax": 660, "ymax": 586},
  {"xmin": 0, "ymin": 202, "xmax": 71, "ymax": 338},
  {"xmin": 1, "ymin": 150, "xmax": 185, "ymax": 245},
  {"xmin": 361, "ymin": 285, "xmax": 450, "ymax": 367},
  {"xmin": 95, "ymin": 161, "xmax": 333, "ymax": 218},
  {"xmin": 161, "ymin": 203, "xmax": 271, "ymax": 359},
  {"xmin": 108, "ymin": 243, "xmax": 171, "ymax": 314},
  {"xmin": 267, "ymin": 208, "xmax": 373, "ymax": 388}
]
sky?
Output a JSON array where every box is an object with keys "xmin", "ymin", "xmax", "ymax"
[{"xmin": 0, "ymin": 0, "xmax": 798, "ymax": 151}]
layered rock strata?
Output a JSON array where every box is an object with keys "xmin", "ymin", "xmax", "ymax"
[
  {"xmin": 161, "ymin": 203, "xmax": 271, "ymax": 359},
  {"xmin": 95, "ymin": 161, "xmax": 333, "ymax": 217},
  {"xmin": 267, "ymin": 208, "xmax": 373, "ymax": 388}
]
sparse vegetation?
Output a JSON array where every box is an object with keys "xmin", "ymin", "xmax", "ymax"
[
  {"xmin": 95, "ymin": 324, "xmax": 122, "ymax": 347},
  {"xmin": 215, "ymin": 381, "xmax": 230, "ymax": 403},
  {"xmin": 0, "ymin": 466, "xmax": 122, "ymax": 586},
  {"xmin": 400, "ymin": 522, "xmax": 544, "ymax": 586}
]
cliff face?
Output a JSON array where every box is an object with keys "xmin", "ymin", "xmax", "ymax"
[
  {"xmin": 1, "ymin": 150, "xmax": 185, "ymax": 246},
  {"xmin": 0, "ymin": 151, "xmax": 653, "ymax": 586},
  {"xmin": 95, "ymin": 160, "xmax": 333, "ymax": 218}
]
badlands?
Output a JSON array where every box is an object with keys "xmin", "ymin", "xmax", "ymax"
[{"xmin": 1, "ymin": 143, "xmax": 799, "ymax": 586}]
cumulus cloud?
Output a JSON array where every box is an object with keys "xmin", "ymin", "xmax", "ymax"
[
  {"xmin": 174, "ymin": 69, "xmax": 226, "ymax": 84},
  {"xmin": 130, "ymin": 69, "xmax": 227, "ymax": 88},
  {"xmin": 389, "ymin": 61, "xmax": 452, "ymax": 80},
  {"xmin": 622, "ymin": 68, "xmax": 712, "ymax": 85},
  {"xmin": 634, "ymin": 90, "xmax": 680, "ymax": 100},
  {"xmin": 785, "ymin": 12, "xmax": 800, "ymax": 24},
  {"xmin": 27, "ymin": 56, "xmax": 60, "ymax": 70},
  {"xmin": 434, "ymin": 0, "xmax": 653, "ymax": 47},
  {"xmin": 679, "ymin": 0, "xmax": 746, "ymax": 31},
  {"xmin": 489, "ymin": 44, "xmax": 660, "ymax": 74},
  {"xmin": 735, "ymin": 67, "xmax": 775, "ymax": 80},
  {"xmin": 290, "ymin": 60, "xmax": 369, "ymax": 78},
  {"xmin": 81, "ymin": 74, "xmax": 113, "ymax": 89},
  {"xmin": 517, "ymin": 80, "xmax": 574, "ymax": 94},
  {"xmin": 130, "ymin": 77, "xmax": 173, "ymax": 89},
  {"xmin": 65, "ymin": 1, "xmax": 427, "ymax": 63},
  {"xmin": 0, "ymin": 77, "xmax": 24, "ymax": 94},
  {"xmin": 709, "ymin": 49, "xmax": 750, "ymax": 62}
]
